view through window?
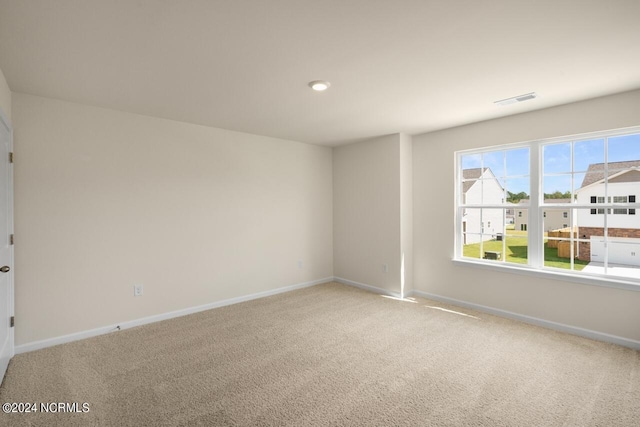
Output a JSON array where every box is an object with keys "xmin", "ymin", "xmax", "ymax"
[{"xmin": 457, "ymin": 128, "xmax": 640, "ymax": 284}]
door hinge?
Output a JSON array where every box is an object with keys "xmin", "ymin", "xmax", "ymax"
[
  {"xmin": 10, "ymin": 316, "xmax": 14, "ymax": 327},
  {"xmin": 9, "ymin": 152, "xmax": 13, "ymax": 163},
  {"xmin": 10, "ymin": 234, "xmax": 13, "ymax": 245}
]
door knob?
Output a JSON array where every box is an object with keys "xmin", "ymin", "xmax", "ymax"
[{"xmin": 0, "ymin": 266, "xmax": 10, "ymax": 273}]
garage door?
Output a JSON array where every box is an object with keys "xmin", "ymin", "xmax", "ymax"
[{"xmin": 590, "ymin": 237, "xmax": 640, "ymax": 267}]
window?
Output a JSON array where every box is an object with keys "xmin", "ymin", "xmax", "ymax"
[
  {"xmin": 589, "ymin": 196, "xmax": 637, "ymax": 214},
  {"xmin": 456, "ymin": 127, "xmax": 640, "ymax": 285},
  {"xmin": 459, "ymin": 147, "xmax": 530, "ymax": 264}
]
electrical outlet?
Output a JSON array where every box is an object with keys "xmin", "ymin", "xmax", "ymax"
[
  {"xmin": 383, "ymin": 264, "xmax": 388, "ymax": 273},
  {"xmin": 134, "ymin": 284, "xmax": 143, "ymax": 297},
  {"xmin": 297, "ymin": 260, "xmax": 303, "ymax": 269}
]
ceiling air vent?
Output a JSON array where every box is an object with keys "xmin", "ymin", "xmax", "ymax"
[{"xmin": 494, "ymin": 92, "xmax": 538, "ymax": 106}]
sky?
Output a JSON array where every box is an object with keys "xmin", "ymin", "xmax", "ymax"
[
  {"xmin": 461, "ymin": 133, "xmax": 640, "ymax": 195},
  {"xmin": 461, "ymin": 148, "xmax": 530, "ymax": 195}
]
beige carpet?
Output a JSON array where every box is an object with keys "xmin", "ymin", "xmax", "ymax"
[{"xmin": 1, "ymin": 282, "xmax": 639, "ymax": 426}]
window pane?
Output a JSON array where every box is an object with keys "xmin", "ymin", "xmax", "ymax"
[
  {"xmin": 581, "ymin": 225, "xmax": 640, "ymax": 280},
  {"xmin": 461, "ymin": 170, "xmax": 506, "ymax": 205},
  {"xmin": 543, "ymin": 208, "xmax": 572, "ymax": 232},
  {"xmin": 543, "ymin": 175, "xmax": 571, "ymax": 199},
  {"xmin": 600, "ymin": 240, "xmax": 640, "ymax": 278},
  {"xmin": 514, "ymin": 208, "xmax": 528, "ymax": 232},
  {"xmin": 482, "ymin": 151, "xmax": 505, "ymax": 178},
  {"xmin": 462, "ymin": 208, "xmax": 510, "ymax": 262},
  {"xmin": 573, "ymin": 172, "xmax": 585, "ymax": 196},
  {"xmin": 462, "ymin": 208, "xmax": 482, "ymax": 258},
  {"xmin": 482, "ymin": 208, "xmax": 504, "ymax": 237},
  {"xmin": 506, "ymin": 148, "xmax": 529, "ymax": 176},
  {"xmin": 505, "ymin": 220, "xmax": 528, "ymax": 265},
  {"xmin": 544, "ymin": 143, "xmax": 571, "ymax": 174},
  {"xmin": 461, "ymin": 153, "xmax": 481, "ymax": 169},
  {"xmin": 480, "ymin": 176, "xmax": 506, "ymax": 205},
  {"xmin": 544, "ymin": 210, "xmax": 586, "ymax": 271},
  {"xmin": 608, "ymin": 133, "xmax": 640, "ymax": 164},
  {"xmin": 576, "ymin": 207, "xmax": 604, "ymax": 266},
  {"xmin": 505, "ymin": 177, "xmax": 530, "ymax": 203},
  {"xmin": 574, "ymin": 139, "xmax": 604, "ymax": 172}
]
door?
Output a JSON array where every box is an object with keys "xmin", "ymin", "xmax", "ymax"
[
  {"xmin": 608, "ymin": 240, "xmax": 640, "ymax": 267},
  {"xmin": 0, "ymin": 112, "xmax": 13, "ymax": 381},
  {"xmin": 592, "ymin": 237, "xmax": 640, "ymax": 267}
]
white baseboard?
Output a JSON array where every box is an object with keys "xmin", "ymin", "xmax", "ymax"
[
  {"xmin": 333, "ymin": 276, "xmax": 404, "ymax": 299},
  {"xmin": 411, "ymin": 289, "xmax": 640, "ymax": 350},
  {"xmin": 18, "ymin": 277, "xmax": 638, "ymax": 354},
  {"xmin": 15, "ymin": 277, "xmax": 332, "ymax": 355}
]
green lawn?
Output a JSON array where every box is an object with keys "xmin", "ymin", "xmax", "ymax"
[
  {"xmin": 463, "ymin": 235, "xmax": 528, "ymax": 265},
  {"xmin": 462, "ymin": 231, "xmax": 588, "ymax": 270},
  {"xmin": 543, "ymin": 245, "xmax": 589, "ymax": 270}
]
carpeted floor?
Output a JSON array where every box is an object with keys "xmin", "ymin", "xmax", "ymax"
[{"xmin": 1, "ymin": 281, "xmax": 639, "ymax": 426}]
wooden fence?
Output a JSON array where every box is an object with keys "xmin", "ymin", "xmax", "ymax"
[{"xmin": 547, "ymin": 228, "xmax": 578, "ymax": 259}]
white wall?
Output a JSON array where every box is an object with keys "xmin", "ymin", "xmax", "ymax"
[
  {"xmin": 414, "ymin": 89, "xmax": 640, "ymax": 342},
  {"xmin": 0, "ymin": 67, "xmax": 10, "ymax": 125},
  {"xmin": 13, "ymin": 93, "xmax": 333, "ymax": 346},
  {"xmin": 333, "ymin": 134, "xmax": 403, "ymax": 295},
  {"xmin": 400, "ymin": 133, "xmax": 413, "ymax": 297},
  {"xmin": 10, "ymin": 76, "xmax": 640, "ymax": 349}
]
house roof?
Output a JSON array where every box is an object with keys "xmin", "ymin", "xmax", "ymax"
[
  {"xmin": 462, "ymin": 167, "xmax": 505, "ymax": 194},
  {"xmin": 580, "ymin": 160, "xmax": 640, "ymax": 188},
  {"xmin": 517, "ymin": 198, "xmax": 572, "ymax": 204},
  {"xmin": 462, "ymin": 168, "xmax": 486, "ymax": 193},
  {"xmin": 544, "ymin": 198, "xmax": 573, "ymax": 204}
]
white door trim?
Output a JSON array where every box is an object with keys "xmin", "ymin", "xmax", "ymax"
[{"xmin": 0, "ymin": 108, "xmax": 14, "ymax": 382}]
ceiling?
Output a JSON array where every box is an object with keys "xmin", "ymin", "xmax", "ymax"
[{"xmin": 1, "ymin": 0, "xmax": 640, "ymax": 146}]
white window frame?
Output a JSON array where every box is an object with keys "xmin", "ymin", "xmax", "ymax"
[{"xmin": 454, "ymin": 126, "xmax": 640, "ymax": 291}]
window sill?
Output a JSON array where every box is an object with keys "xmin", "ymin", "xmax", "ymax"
[{"xmin": 451, "ymin": 258, "xmax": 640, "ymax": 292}]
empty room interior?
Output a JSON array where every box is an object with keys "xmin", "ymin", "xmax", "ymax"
[{"xmin": 1, "ymin": 1, "xmax": 640, "ymax": 426}]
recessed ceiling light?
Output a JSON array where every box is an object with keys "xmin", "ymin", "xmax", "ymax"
[
  {"xmin": 494, "ymin": 92, "xmax": 538, "ymax": 106},
  {"xmin": 309, "ymin": 80, "xmax": 331, "ymax": 91}
]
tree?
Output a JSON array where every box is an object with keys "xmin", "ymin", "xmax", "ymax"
[
  {"xmin": 544, "ymin": 190, "xmax": 572, "ymax": 199},
  {"xmin": 507, "ymin": 191, "xmax": 529, "ymax": 203}
]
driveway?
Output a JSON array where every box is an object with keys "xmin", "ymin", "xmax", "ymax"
[{"xmin": 582, "ymin": 262, "xmax": 640, "ymax": 280}]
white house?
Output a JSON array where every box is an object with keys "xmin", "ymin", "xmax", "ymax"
[
  {"xmin": 576, "ymin": 160, "xmax": 640, "ymax": 266},
  {"xmin": 462, "ymin": 168, "xmax": 505, "ymax": 244},
  {"xmin": 514, "ymin": 198, "xmax": 574, "ymax": 232}
]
